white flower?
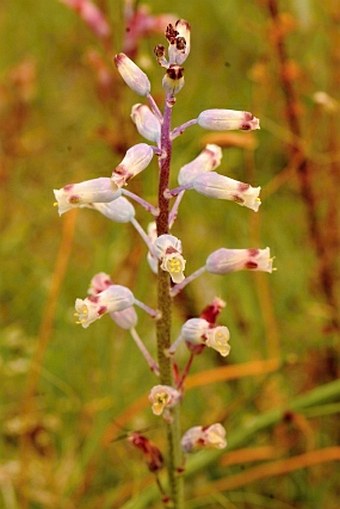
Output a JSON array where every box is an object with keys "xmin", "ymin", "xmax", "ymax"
[
  {"xmin": 197, "ymin": 109, "xmax": 260, "ymax": 131},
  {"xmin": 111, "ymin": 143, "xmax": 154, "ymax": 190},
  {"xmin": 191, "ymin": 172, "xmax": 261, "ymax": 212},
  {"xmin": 206, "ymin": 247, "xmax": 274, "ymax": 274},
  {"xmin": 53, "ymin": 178, "xmax": 121, "ymax": 215},
  {"xmin": 148, "ymin": 385, "xmax": 181, "ymax": 416},
  {"xmin": 74, "ymin": 285, "xmax": 135, "ymax": 328},
  {"xmin": 131, "ymin": 103, "xmax": 161, "ymax": 143},
  {"xmin": 154, "ymin": 234, "xmax": 186, "ymax": 283},
  {"xmin": 167, "ymin": 19, "xmax": 191, "ymax": 65},
  {"xmin": 205, "ymin": 326, "xmax": 231, "ymax": 357},
  {"xmin": 114, "ymin": 53, "xmax": 151, "ymax": 96},
  {"xmin": 181, "ymin": 423, "xmax": 227, "ymax": 453}
]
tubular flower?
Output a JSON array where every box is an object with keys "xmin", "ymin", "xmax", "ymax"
[
  {"xmin": 206, "ymin": 247, "xmax": 274, "ymax": 274},
  {"xmin": 111, "ymin": 143, "xmax": 154, "ymax": 190},
  {"xmin": 167, "ymin": 19, "xmax": 191, "ymax": 65},
  {"xmin": 181, "ymin": 423, "xmax": 227, "ymax": 453},
  {"xmin": 86, "ymin": 272, "xmax": 138, "ymax": 328},
  {"xmin": 154, "ymin": 234, "xmax": 186, "ymax": 283},
  {"xmin": 178, "ymin": 144, "xmax": 223, "ymax": 186},
  {"xmin": 74, "ymin": 285, "xmax": 135, "ymax": 328},
  {"xmin": 53, "ymin": 178, "xmax": 121, "ymax": 215},
  {"xmin": 197, "ymin": 109, "xmax": 260, "ymax": 131},
  {"xmin": 146, "ymin": 221, "xmax": 159, "ymax": 274},
  {"xmin": 131, "ymin": 103, "xmax": 161, "ymax": 143},
  {"xmin": 114, "ymin": 53, "xmax": 151, "ymax": 96},
  {"xmin": 169, "ymin": 318, "xmax": 231, "ymax": 357},
  {"xmin": 191, "ymin": 171, "xmax": 261, "ymax": 212},
  {"xmin": 148, "ymin": 384, "xmax": 181, "ymax": 416}
]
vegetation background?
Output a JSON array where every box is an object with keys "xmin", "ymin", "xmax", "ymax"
[{"xmin": 1, "ymin": 0, "xmax": 339, "ymax": 508}]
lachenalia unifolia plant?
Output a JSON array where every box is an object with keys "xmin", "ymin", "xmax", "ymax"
[{"xmin": 53, "ymin": 19, "xmax": 274, "ymax": 509}]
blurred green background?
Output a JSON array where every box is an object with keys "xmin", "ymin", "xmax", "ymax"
[{"xmin": 1, "ymin": 1, "xmax": 339, "ymax": 508}]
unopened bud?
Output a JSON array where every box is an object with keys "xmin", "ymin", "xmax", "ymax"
[
  {"xmin": 112, "ymin": 143, "xmax": 154, "ymax": 189},
  {"xmin": 131, "ymin": 103, "xmax": 161, "ymax": 143},
  {"xmin": 198, "ymin": 109, "xmax": 260, "ymax": 131},
  {"xmin": 114, "ymin": 53, "xmax": 151, "ymax": 96}
]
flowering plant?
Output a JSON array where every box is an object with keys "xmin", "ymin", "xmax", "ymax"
[{"xmin": 54, "ymin": 18, "xmax": 273, "ymax": 508}]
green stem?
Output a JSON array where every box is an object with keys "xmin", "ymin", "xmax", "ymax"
[{"xmin": 156, "ymin": 95, "xmax": 184, "ymax": 508}]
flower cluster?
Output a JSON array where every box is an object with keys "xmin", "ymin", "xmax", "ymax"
[{"xmin": 54, "ymin": 17, "xmax": 275, "ymax": 495}]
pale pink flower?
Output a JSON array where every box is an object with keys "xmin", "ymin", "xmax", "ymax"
[
  {"xmin": 53, "ymin": 178, "xmax": 121, "ymax": 215},
  {"xmin": 131, "ymin": 103, "xmax": 161, "ymax": 143},
  {"xmin": 206, "ymin": 247, "xmax": 273, "ymax": 274},
  {"xmin": 114, "ymin": 53, "xmax": 151, "ymax": 96},
  {"xmin": 181, "ymin": 423, "xmax": 227, "ymax": 453},
  {"xmin": 148, "ymin": 385, "xmax": 181, "ymax": 416},
  {"xmin": 154, "ymin": 234, "xmax": 186, "ymax": 283},
  {"xmin": 197, "ymin": 109, "xmax": 260, "ymax": 131},
  {"xmin": 111, "ymin": 143, "xmax": 154, "ymax": 190}
]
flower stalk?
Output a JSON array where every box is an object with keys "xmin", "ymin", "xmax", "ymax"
[{"xmin": 156, "ymin": 93, "xmax": 184, "ymax": 508}]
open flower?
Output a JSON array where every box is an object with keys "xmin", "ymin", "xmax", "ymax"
[
  {"xmin": 191, "ymin": 171, "xmax": 261, "ymax": 212},
  {"xmin": 205, "ymin": 326, "xmax": 231, "ymax": 357},
  {"xmin": 206, "ymin": 247, "xmax": 273, "ymax": 274},
  {"xmin": 181, "ymin": 423, "xmax": 227, "ymax": 453},
  {"xmin": 53, "ymin": 177, "xmax": 121, "ymax": 215},
  {"xmin": 168, "ymin": 318, "xmax": 231, "ymax": 357},
  {"xmin": 154, "ymin": 234, "xmax": 186, "ymax": 283},
  {"xmin": 75, "ymin": 285, "xmax": 135, "ymax": 328},
  {"xmin": 148, "ymin": 385, "xmax": 181, "ymax": 416}
]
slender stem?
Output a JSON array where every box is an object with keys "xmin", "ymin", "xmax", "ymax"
[
  {"xmin": 129, "ymin": 327, "xmax": 160, "ymax": 375},
  {"xmin": 171, "ymin": 118, "xmax": 198, "ymax": 140},
  {"xmin": 156, "ymin": 94, "xmax": 184, "ymax": 508},
  {"xmin": 170, "ymin": 266, "xmax": 206, "ymax": 297}
]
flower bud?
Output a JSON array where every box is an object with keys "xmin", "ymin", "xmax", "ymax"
[
  {"xmin": 131, "ymin": 103, "xmax": 161, "ymax": 143},
  {"xmin": 197, "ymin": 109, "xmax": 260, "ymax": 131},
  {"xmin": 178, "ymin": 144, "xmax": 222, "ymax": 186},
  {"xmin": 75, "ymin": 285, "xmax": 135, "ymax": 328},
  {"xmin": 111, "ymin": 143, "xmax": 154, "ymax": 190},
  {"xmin": 91, "ymin": 197, "xmax": 135, "ymax": 223},
  {"xmin": 148, "ymin": 385, "xmax": 181, "ymax": 416},
  {"xmin": 162, "ymin": 64, "xmax": 184, "ymax": 95},
  {"xmin": 154, "ymin": 234, "xmax": 186, "ymax": 283},
  {"xmin": 167, "ymin": 19, "xmax": 191, "ymax": 65},
  {"xmin": 206, "ymin": 247, "xmax": 273, "ymax": 275},
  {"xmin": 87, "ymin": 272, "xmax": 112, "ymax": 295},
  {"xmin": 181, "ymin": 423, "xmax": 227, "ymax": 453},
  {"xmin": 53, "ymin": 178, "xmax": 121, "ymax": 215},
  {"xmin": 114, "ymin": 53, "xmax": 151, "ymax": 96},
  {"xmin": 191, "ymin": 172, "xmax": 261, "ymax": 212}
]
